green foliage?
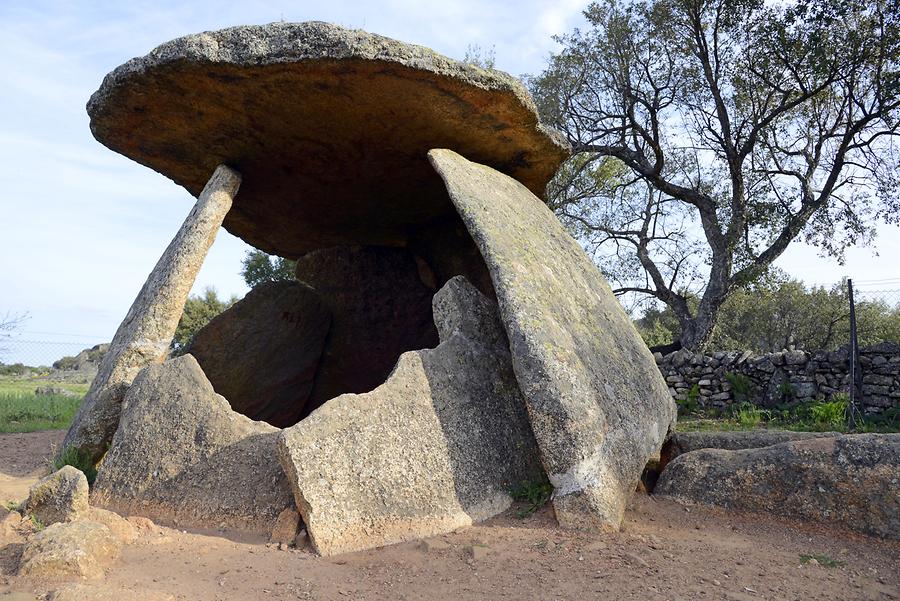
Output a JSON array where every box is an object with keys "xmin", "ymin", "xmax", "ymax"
[
  {"xmin": 809, "ymin": 394, "xmax": 849, "ymax": 430},
  {"xmin": 170, "ymin": 287, "xmax": 237, "ymax": 355},
  {"xmin": 240, "ymin": 250, "xmax": 296, "ymax": 289},
  {"xmin": 800, "ymin": 554, "xmax": 844, "ymax": 568},
  {"xmin": 510, "ymin": 478, "xmax": 553, "ymax": 518},
  {"xmin": 0, "ymin": 363, "xmax": 30, "ymax": 376},
  {"xmin": 53, "ymin": 446, "xmax": 98, "ymax": 486},
  {"xmin": 636, "ymin": 275, "xmax": 900, "ymax": 352},
  {"xmin": 677, "ymin": 384, "xmax": 700, "ymax": 415},
  {"xmin": 678, "ymin": 393, "xmax": 896, "ymax": 433},
  {"xmin": 0, "ymin": 391, "xmax": 81, "ymax": 433},
  {"xmin": 725, "ymin": 372, "xmax": 754, "ymax": 403},
  {"xmin": 29, "ymin": 514, "xmax": 45, "ymax": 531},
  {"xmin": 730, "ymin": 402, "xmax": 768, "ymax": 429},
  {"xmin": 531, "ymin": 0, "xmax": 900, "ymax": 351}
]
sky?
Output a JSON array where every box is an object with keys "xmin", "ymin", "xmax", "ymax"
[{"xmin": 1, "ymin": 0, "xmax": 898, "ymax": 365}]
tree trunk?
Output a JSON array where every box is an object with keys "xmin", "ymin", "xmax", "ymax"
[{"xmin": 678, "ymin": 305, "xmax": 719, "ymax": 352}]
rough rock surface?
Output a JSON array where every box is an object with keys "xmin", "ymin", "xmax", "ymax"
[
  {"xmin": 86, "ymin": 22, "xmax": 568, "ymax": 258},
  {"xmin": 294, "ymin": 245, "xmax": 439, "ymax": 416},
  {"xmin": 429, "ymin": 149, "xmax": 676, "ymax": 531},
  {"xmin": 655, "ymin": 433, "xmax": 900, "ymax": 539},
  {"xmin": 80, "ymin": 507, "xmax": 136, "ymax": 544},
  {"xmin": 664, "ymin": 430, "xmax": 842, "ymax": 461},
  {"xmin": 22, "ymin": 467, "xmax": 89, "ymax": 527},
  {"xmin": 187, "ymin": 280, "xmax": 331, "ymax": 427},
  {"xmin": 63, "ymin": 166, "xmax": 241, "ymax": 463},
  {"xmin": 278, "ymin": 276, "xmax": 544, "ymax": 556},
  {"xmin": 269, "ymin": 508, "xmax": 301, "ymax": 545},
  {"xmin": 92, "ymin": 355, "xmax": 294, "ymax": 535},
  {"xmin": 18, "ymin": 521, "xmax": 121, "ymax": 579}
]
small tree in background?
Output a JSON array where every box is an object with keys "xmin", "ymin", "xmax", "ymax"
[
  {"xmin": 171, "ymin": 288, "xmax": 236, "ymax": 355},
  {"xmin": 240, "ymin": 250, "xmax": 296, "ymax": 289}
]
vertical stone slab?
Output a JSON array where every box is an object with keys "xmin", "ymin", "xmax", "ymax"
[
  {"xmin": 62, "ymin": 165, "xmax": 241, "ymax": 462},
  {"xmin": 277, "ymin": 276, "xmax": 544, "ymax": 556},
  {"xmin": 428, "ymin": 149, "xmax": 676, "ymax": 531}
]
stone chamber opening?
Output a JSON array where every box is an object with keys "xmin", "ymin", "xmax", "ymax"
[{"xmin": 185, "ymin": 211, "xmax": 496, "ymax": 429}]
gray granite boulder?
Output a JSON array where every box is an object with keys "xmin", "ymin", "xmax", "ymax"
[
  {"xmin": 91, "ymin": 355, "xmax": 294, "ymax": 535},
  {"xmin": 665, "ymin": 430, "xmax": 842, "ymax": 457},
  {"xmin": 428, "ymin": 149, "xmax": 676, "ymax": 531},
  {"xmin": 186, "ymin": 280, "xmax": 331, "ymax": 427},
  {"xmin": 655, "ymin": 433, "xmax": 900, "ymax": 539},
  {"xmin": 277, "ymin": 276, "xmax": 544, "ymax": 555},
  {"xmin": 21, "ymin": 467, "xmax": 89, "ymax": 527},
  {"xmin": 293, "ymin": 245, "xmax": 440, "ymax": 417}
]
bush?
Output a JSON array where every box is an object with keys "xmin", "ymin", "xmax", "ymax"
[
  {"xmin": 510, "ymin": 478, "xmax": 553, "ymax": 518},
  {"xmin": 52, "ymin": 446, "xmax": 98, "ymax": 486},
  {"xmin": 725, "ymin": 372, "xmax": 754, "ymax": 403},
  {"xmin": 810, "ymin": 394, "xmax": 849, "ymax": 430}
]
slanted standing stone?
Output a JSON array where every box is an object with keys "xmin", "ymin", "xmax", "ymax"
[
  {"xmin": 428, "ymin": 149, "xmax": 676, "ymax": 531},
  {"xmin": 277, "ymin": 276, "xmax": 544, "ymax": 556},
  {"xmin": 63, "ymin": 165, "xmax": 241, "ymax": 463}
]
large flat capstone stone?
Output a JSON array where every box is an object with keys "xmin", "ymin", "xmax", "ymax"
[
  {"xmin": 92, "ymin": 355, "xmax": 294, "ymax": 535},
  {"xmin": 277, "ymin": 276, "xmax": 544, "ymax": 556},
  {"xmin": 186, "ymin": 280, "xmax": 331, "ymax": 427},
  {"xmin": 86, "ymin": 22, "xmax": 569, "ymax": 258},
  {"xmin": 428, "ymin": 149, "xmax": 676, "ymax": 530},
  {"xmin": 655, "ymin": 434, "xmax": 900, "ymax": 539}
]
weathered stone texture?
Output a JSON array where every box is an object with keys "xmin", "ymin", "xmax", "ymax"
[
  {"xmin": 21, "ymin": 467, "xmax": 89, "ymax": 527},
  {"xmin": 656, "ymin": 433, "xmax": 900, "ymax": 539},
  {"xmin": 187, "ymin": 280, "xmax": 331, "ymax": 427},
  {"xmin": 294, "ymin": 245, "xmax": 440, "ymax": 417},
  {"xmin": 428, "ymin": 149, "xmax": 676, "ymax": 531},
  {"xmin": 92, "ymin": 355, "xmax": 294, "ymax": 535},
  {"xmin": 86, "ymin": 22, "xmax": 569, "ymax": 259},
  {"xmin": 278, "ymin": 276, "xmax": 544, "ymax": 556},
  {"xmin": 18, "ymin": 521, "xmax": 121, "ymax": 579},
  {"xmin": 665, "ymin": 430, "xmax": 842, "ymax": 459},
  {"xmin": 63, "ymin": 166, "xmax": 241, "ymax": 463}
]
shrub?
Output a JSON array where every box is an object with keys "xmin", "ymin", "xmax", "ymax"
[
  {"xmin": 810, "ymin": 394, "xmax": 849, "ymax": 431},
  {"xmin": 52, "ymin": 446, "xmax": 97, "ymax": 486},
  {"xmin": 510, "ymin": 478, "xmax": 553, "ymax": 518},
  {"xmin": 725, "ymin": 372, "xmax": 754, "ymax": 402}
]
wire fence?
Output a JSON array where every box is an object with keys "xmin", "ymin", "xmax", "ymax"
[{"xmin": 0, "ymin": 334, "xmax": 107, "ymax": 371}]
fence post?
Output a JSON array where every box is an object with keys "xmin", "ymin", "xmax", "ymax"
[{"xmin": 847, "ymin": 278, "xmax": 862, "ymax": 430}]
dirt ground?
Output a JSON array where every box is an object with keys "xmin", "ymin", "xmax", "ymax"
[{"xmin": 1, "ymin": 430, "xmax": 897, "ymax": 601}]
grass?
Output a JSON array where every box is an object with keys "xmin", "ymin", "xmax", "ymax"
[
  {"xmin": 53, "ymin": 445, "xmax": 98, "ymax": 485},
  {"xmin": 800, "ymin": 553, "xmax": 844, "ymax": 568},
  {"xmin": 0, "ymin": 391, "xmax": 83, "ymax": 433},
  {"xmin": 510, "ymin": 478, "xmax": 553, "ymax": 518},
  {"xmin": 677, "ymin": 395, "xmax": 899, "ymax": 434},
  {"xmin": 0, "ymin": 375, "xmax": 86, "ymax": 433}
]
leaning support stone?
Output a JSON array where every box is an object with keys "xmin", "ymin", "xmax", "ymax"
[
  {"xmin": 428, "ymin": 149, "xmax": 676, "ymax": 532},
  {"xmin": 62, "ymin": 165, "xmax": 241, "ymax": 463}
]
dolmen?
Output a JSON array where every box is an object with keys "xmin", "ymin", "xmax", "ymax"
[{"xmin": 63, "ymin": 22, "xmax": 676, "ymax": 555}]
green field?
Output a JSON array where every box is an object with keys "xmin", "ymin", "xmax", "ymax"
[{"xmin": 0, "ymin": 377, "xmax": 86, "ymax": 433}]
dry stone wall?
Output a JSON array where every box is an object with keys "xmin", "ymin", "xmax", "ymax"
[{"xmin": 656, "ymin": 342, "xmax": 900, "ymax": 415}]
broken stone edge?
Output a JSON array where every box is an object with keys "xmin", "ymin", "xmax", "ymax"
[{"xmin": 87, "ymin": 21, "xmax": 569, "ymax": 170}]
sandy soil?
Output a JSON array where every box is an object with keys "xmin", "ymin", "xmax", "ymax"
[{"xmin": 1, "ymin": 430, "xmax": 897, "ymax": 601}]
